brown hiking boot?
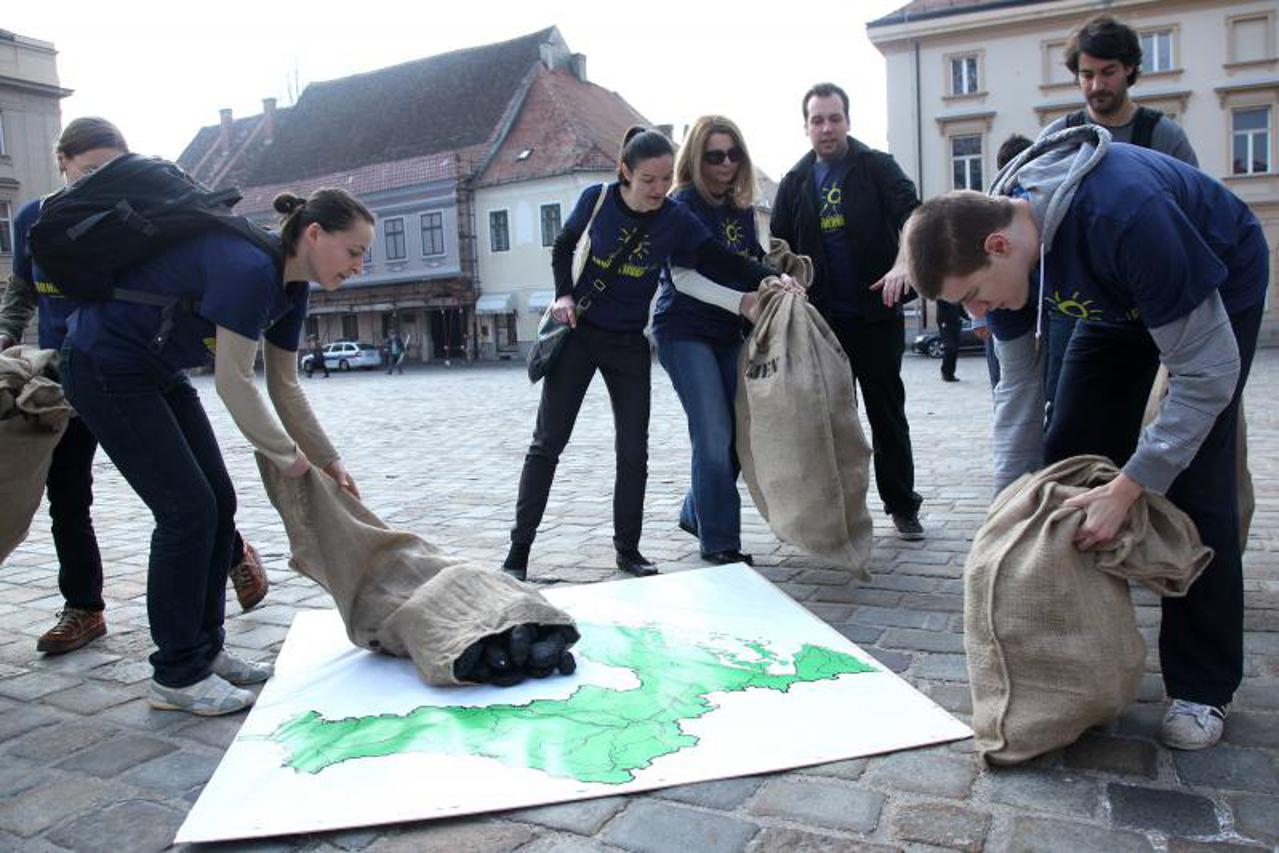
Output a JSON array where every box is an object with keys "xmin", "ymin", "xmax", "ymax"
[
  {"xmin": 36, "ymin": 608, "xmax": 107, "ymax": 655},
  {"xmin": 229, "ymin": 539, "xmax": 268, "ymax": 612}
]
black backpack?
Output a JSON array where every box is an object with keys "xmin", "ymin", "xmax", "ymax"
[
  {"xmin": 29, "ymin": 153, "xmax": 282, "ymax": 349},
  {"xmin": 1063, "ymin": 106, "xmax": 1161, "ymax": 149}
]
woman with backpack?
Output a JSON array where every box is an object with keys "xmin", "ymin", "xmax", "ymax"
[
  {"xmin": 502, "ymin": 126, "xmax": 791, "ymax": 581},
  {"xmin": 60, "ymin": 183, "xmax": 374, "ymax": 716}
]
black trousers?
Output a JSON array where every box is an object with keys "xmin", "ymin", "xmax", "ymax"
[
  {"xmin": 830, "ymin": 314, "xmax": 922, "ymax": 516},
  {"xmin": 1044, "ymin": 306, "xmax": 1262, "ymax": 707},
  {"xmin": 939, "ymin": 319, "xmax": 961, "ymax": 379},
  {"xmin": 46, "ymin": 416, "xmax": 105, "ymax": 612},
  {"xmin": 512, "ymin": 323, "xmax": 651, "ymax": 551}
]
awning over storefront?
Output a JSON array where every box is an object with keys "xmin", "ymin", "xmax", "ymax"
[
  {"xmin": 474, "ymin": 293, "xmax": 516, "ymax": 314},
  {"xmin": 528, "ymin": 290, "xmax": 556, "ymax": 313}
]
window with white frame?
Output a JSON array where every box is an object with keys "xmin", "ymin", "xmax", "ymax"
[
  {"xmin": 1229, "ymin": 13, "xmax": 1275, "ymax": 65},
  {"xmin": 1140, "ymin": 30, "xmax": 1174, "ymax": 73},
  {"xmin": 950, "ymin": 55, "xmax": 980, "ymax": 96},
  {"xmin": 383, "ymin": 217, "xmax": 406, "ymax": 260},
  {"xmin": 489, "ymin": 210, "xmax": 510, "ymax": 252},
  {"xmin": 1233, "ymin": 106, "xmax": 1272, "ymax": 175},
  {"xmin": 421, "ymin": 211, "xmax": 444, "ymax": 256},
  {"xmin": 540, "ymin": 203, "xmax": 562, "ymax": 247},
  {"xmin": 0, "ymin": 201, "xmax": 12, "ymax": 254},
  {"xmin": 951, "ymin": 135, "xmax": 984, "ymax": 190}
]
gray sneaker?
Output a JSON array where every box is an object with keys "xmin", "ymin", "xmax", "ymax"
[
  {"xmin": 1160, "ymin": 699, "xmax": 1226, "ymax": 750},
  {"xmin": 149, "ymin": 673, "xmax": 255, "ymax": 716},
  {"xmin": 211, "ymin": 649, "xmax": 274, "ymax": 686},
  {"xmin": 892, "ymin": 512, "xmax": 925, "ymax": 541}
]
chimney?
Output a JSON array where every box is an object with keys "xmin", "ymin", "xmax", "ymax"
[
  {"xmin": 570, "ymin": 53, "xmax": 587, "ymax": 82},
  {"xmin": 655, "ymin": 124, "xmax": 674, "ymax": 140},
  {"xmin": 262, "ymin": 97, "xmax": 277, "ymax": 141},
  {"xmin": 219, "ymin": 108, "xmax": 233, "ymax": 151}
]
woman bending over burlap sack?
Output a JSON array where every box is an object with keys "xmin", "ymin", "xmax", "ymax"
[
  {"xmin": 257, "ymin": 454, "xmax": 578, "ymax": 687},
  {"xmin": 736, "ymin": 238, "xmax": 874, "ymax": 580},
  {"xmin": 0, "ymin": 345, "xmax": 72, "ymax": 563},
  {"xmin": 965, "ymin": 455, "xmax": 1211, "ymax": 765}
]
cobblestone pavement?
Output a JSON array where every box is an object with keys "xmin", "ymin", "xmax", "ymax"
[{"xmin": 1, "ymin": 347, "xmax": 1276, "ymax": 852}]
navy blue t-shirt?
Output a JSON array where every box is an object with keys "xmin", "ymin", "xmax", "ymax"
[
  {"xmin": 11, "ymin": 198, "xmax": 78, "ymax": 350},
  {"xmin": 813, "ymin": 158, "xmax": 860, "ymax": 317},
  {"xmin": 651, "ymin": 187, "xmax": 761, "ymax": 344},
  {"xmin": 564, "ymin": 183, "xmax": 712, "ymax": 333},
  {"xmin": 67, "ymin": 231, "xmax": 307, "ymax": 372},
  {"xmin": 988, "ymin": 144, "xmax": 1268, "ymax": 340}
]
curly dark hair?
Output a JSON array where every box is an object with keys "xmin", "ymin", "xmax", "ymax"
[{"xmin": 1064, "ymin": 14, "xmax": 1143, "ymax": 86}]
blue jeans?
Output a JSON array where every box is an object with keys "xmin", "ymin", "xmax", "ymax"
[
  {"xmin": 657, "ymin": 335, "xmax": 742, "ymax": 554},
  {"xmin": 61, "ymin": 346, "xmax": 235, "ymax": 687}
]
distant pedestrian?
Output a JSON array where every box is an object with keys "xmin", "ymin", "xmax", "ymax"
[
  {"xmin": 307, "ymin": 336, "xmax": 329, "ymax": 378},
  {"xmin": 936, "ymin": 300, "xmax": 965, "ymax": 383},
  {"xmin": 387, "ymin": 331, "xmax": 405, "ymax": 375}
]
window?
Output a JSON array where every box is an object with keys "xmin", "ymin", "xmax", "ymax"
[
  {"xmin": 495, "ymin": 314, "xmax": 518, "ymax": 350},
  {"xmin": 540, "ymin": 203, "xmax": 562, "ymax": 247},
  {"xmin": 1233, "ymin": 107, "xmax": 1272, "ymax": 175},
  {"xmin": 951, "ymin": 135, "xmax": 983, "ymax": 190},
  {"xmin": 421, "ymin": 211, "xmax": 445, "ymax": 256},
  {"xmin": 341, "ymin": 314, "xmax": 359, "ymax": 341},
  {"xmin": 383, "ymin": 217, "xmax": 406, "ymax": 260},
  {"xmin": 489, "ymin": 210, "xmax": 510, "ymax": 252},
  {"xmin": 0, "ymin": 202, "xmax": 12, "ymax": 254},
  {"xmin": 1229, "ymin": 13, "xmax": 1275, "ymax": 65},
  {"xmin": 950, "ymin": 55, "xmax": 980, "ymax": 96},
  {"xmin": 1043, "ymin": 39, "xmax": 1073, "ymax": 86},
  {"xmin": 0, "ymin": 112, "xmax": 6, "ymax": 156},
  {"xmin": 1140, "ymin": 30, "xmax": 1174, "ymax": 73}
]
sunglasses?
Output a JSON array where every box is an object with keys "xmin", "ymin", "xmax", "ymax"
[{"xmin": 703, "ymin": 147, "xmax": 744, "ymax": 165}]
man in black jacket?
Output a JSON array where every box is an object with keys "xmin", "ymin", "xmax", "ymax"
[{"xmin": 771, "ymin": 82, "xmax": 924, "ymax": 540}]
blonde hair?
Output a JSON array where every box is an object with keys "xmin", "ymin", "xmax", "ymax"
[{"xmin": 674, "ymin": 115, "xmax": 756, "ymax": 210}]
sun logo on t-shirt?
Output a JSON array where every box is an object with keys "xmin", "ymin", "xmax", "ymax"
[
  {"xmin": 820, "ymin": 184, "xmax": 845, "ymax": 231},
  {"xmin": 1049, "ymin": 290, "xmax": 1105, "ymax": 321},
  {"xmin": 722, "ymin": 219, "xmax": 744, "ymax": 251}
]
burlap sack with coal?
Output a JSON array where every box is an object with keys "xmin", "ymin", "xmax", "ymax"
[
  {"xmin": 736, "ymin": 238, "xmax": 873, "ymax": 580},
  {"xmin": 0, "ymin": 345, "xmax": 72, "ymax": 563},
  {"xmin": 1143, "ymin": 366, "xmax": 1253, "ymax": 551},
  {"xmin": 257, "ymin": 454, "xmax": 577, "ymax": 686},
  {"xmin": 966, "ymin": 455, "xmax": 1212, "ymax": 765}
]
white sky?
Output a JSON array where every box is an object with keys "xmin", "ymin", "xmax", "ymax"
[{"xmin": 6, "ymin": 0, "xmax": 906, "ymax": 180}]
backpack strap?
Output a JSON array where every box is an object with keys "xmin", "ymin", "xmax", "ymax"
[
  {"xmin": 1131, "ymin": 106, "xmax": 1164, "ymax": 150},
  {"xmin": 1063, "ymin": 109, "xmax": 1087, "ymax": 129}
]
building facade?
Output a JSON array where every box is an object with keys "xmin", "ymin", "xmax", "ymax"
[
  {"xmin": 0, "ymin": 30, "xmax": 70, "ymax": 286},
  {"xmin": 868, "ymin": 0, "xmax": 1279, "ymax": 342}
]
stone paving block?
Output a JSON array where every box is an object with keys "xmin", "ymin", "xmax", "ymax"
[
  {"xmin": 87, "ymin": 658, "xmax": 154, "ymax": 685},
  {"xmin": 1115, "ymin": 702, "xmax": 1165, "ymax": 739},
  {"xmin": 505, "ymin": 796, "xmax": 627, "ymax": 835},
  {"xmin": 601, "ymin": 799, "xmax": 758, "ymax": 853},
  {"xmin": 0, "ymin": 758, "xmax": 60, "ymax": 800},
  {"xmin": 1108, "ymin": 783, "xmax": 1220, "ymax": 836},
  {"xmin": 55, "ymin": 733, "xmax": 177, "ymax": 777},
  {"xmin": 804, "ymin": 603, "xmax": 852, "ymax": 623},
  {"xmin": 46, "ymin": 799, "xmax": 186, "ymax": 852},
  {"xmin": 1231, "ymin": 794, "xmax": 1279, "ymax": 844},
  {"xmin": 42, "ymin": 680, "xmax": 138, "ymax": 715},
  {"xmin": 862, "ymin": 647, "xmax": 912, "ymax": 673},
  {"xmin": 889, "ymin": 802, "xmax": 989, "ymax": 851},
  {"xmin": 1222, "ymin": 712, "xmax": 1279, "ymax": 749},
  {"xmin": 748, "ymin": 777, "xmax": 883, "ymax": 832},
  {"xmin": 1172, "ymin": 745, "xmax": 1279, "ymax": 793},
  {"xmin": 833, "ymin": 623, "xmax": 884, "ymax": 645},
  {"xmin": 1166, "ymin": 839, "xmax": 1270, "ymax": 852},
  {"xmin": 368, "ymin": 820, "xmax": 537, "ymax": 853},
  {"xmin": 6, "ymin": 718, "xmax": 120, "ymax": 762},
  {"xmin": 920, "ymin": 683, "xmax": 973, "ymax": 714},
  {"xmin": 518, "ymin": 832, "xmax": 623, "ymax": 853},
  {"xmin": 877, "ymin": 627, "xmax": 965, "ymax": 654},
  {"xmin": 910, "ymin": 653, "xmax": 969, "ymax": 681},
  {"xmin": 749, "ymin": 828, "xmax": 899, "ymax": 852},
  {"xmin": 865, "ymin": 749, "xmax": 978, "ymax": 798},
  {"xmin": 898, "ymin": 593, "xmax": 963, "ymax": 612},
  {"xmin": 0, "ymin": 704, "xmax": 61, "ymax": 743},
  {"xmin": 0, "ymin": 775, "xmax": 119, "ymax": 837},
  {"xmin": 1062, "ymin": 733, "xmax": 1158, "ymax": 779},
  {"xmin": 0, "ymin": 671, "xmax": 80, "ymax": 701},
  {"xmin": 1006, "ymin": 816, "xmax": 1153, "ymax": 852},
  {"xmin": 848, "ymin": 606, "xmax": 949, "ymax": 631},
  {"xmin": 799, "ymin": 758, "xmax": 868, "ymax": 780},
  {"xmin": 174, "ymin": 714, "xmax": 250, "ymax": 750},
  {"xmin": 120, "ymin": 751, "xmax": 221, "ymax": 798},
  {"xmin": 987, "ymin": 766, "xmax": 1101, "ymax": 816},
  {"xmin": 29, "ymin": 648, "xmax": 121, "ymax": 675},
  {"xmin": 654, "ymin": 776, "xmax": 764, "ymax": 810}
]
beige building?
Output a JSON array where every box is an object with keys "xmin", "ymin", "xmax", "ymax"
[
  {"xmin": 0, "ymin": 30, "xmax": 70, "ymax": 284},
  {"xmin": 869, "ymin": 0, "xmax": 1279, "ymax": 342}
]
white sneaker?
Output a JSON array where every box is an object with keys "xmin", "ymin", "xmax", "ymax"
[
  {"xmin": 1160, "ymin": 699, "xmax": 1227, "ymax": 750},
  {"xmin": 148, "ymin": 673, "xmax": 254, "ymax": 716},
  {"xmin": 211, "ymin": 649, "xmax": 274, "ymax": 686}
]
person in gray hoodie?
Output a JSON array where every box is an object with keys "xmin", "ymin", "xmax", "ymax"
[{"xmin": 903, "ymin": 125, "xmax": 1268, "ymax": 751}]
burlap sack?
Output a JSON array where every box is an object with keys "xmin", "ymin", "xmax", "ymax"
[
  {"xmin": 965, "ymin": 455, "xmax": 1213, "ymax": 765},
  {"xmin": 0, "ymin": 346, "xmax": 72, "ymax": 564},
  {"xmin": 256, "ymin": 454, "xmax": 576, "ymax": 686},
  {"xmin": 1143, "ymin": 366, "xmax": 1253, "ymax": 551},
  {"xmin": 736, "ymin": 239, "xmax": 873, "ymax": 580}
]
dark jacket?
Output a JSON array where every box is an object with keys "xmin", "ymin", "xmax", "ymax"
[{"xmin": 770, "ymin": 136, "xmax": 919, "ymax": 323}]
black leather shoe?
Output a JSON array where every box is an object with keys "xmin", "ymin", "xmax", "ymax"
[
  {"xmin": 616, "ymin": 548, "xmax": 658, "ymax": 577},
  {"xmin": 502, "ymin": 543, "xmax": 530, "ymax": 581},
  {"xmin": 678, "ymin": 519, "xmax": 698, "ymax": 538},
  {"xmin": 702, "ymin": 550, "xmax": 754, "ymax": 566}
]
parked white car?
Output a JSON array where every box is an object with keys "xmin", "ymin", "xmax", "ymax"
[{"xmin": 301, "ymin": 341, "xmax": 382, "ymax": 372}]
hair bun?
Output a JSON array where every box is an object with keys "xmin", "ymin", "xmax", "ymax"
[
  {"xmin": 273, "ymin": 192, "xmax": 306, "ymax": 216},
  {"xmin": 623, "ymin": 126, "xmax": 648, "ymax": 145}
]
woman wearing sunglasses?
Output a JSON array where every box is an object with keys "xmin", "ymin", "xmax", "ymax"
[
  {"xmin": 503, "ymin": 126, "xmax": 787, "ymax": 581},
  {"xmin": 651, "ymin": 116, "xmax": 766, "ymax": 566}
]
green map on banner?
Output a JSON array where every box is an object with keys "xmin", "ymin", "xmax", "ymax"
[{"xmin": 271, "ymin": 622, "xmax": 877, "ymax": 784}]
